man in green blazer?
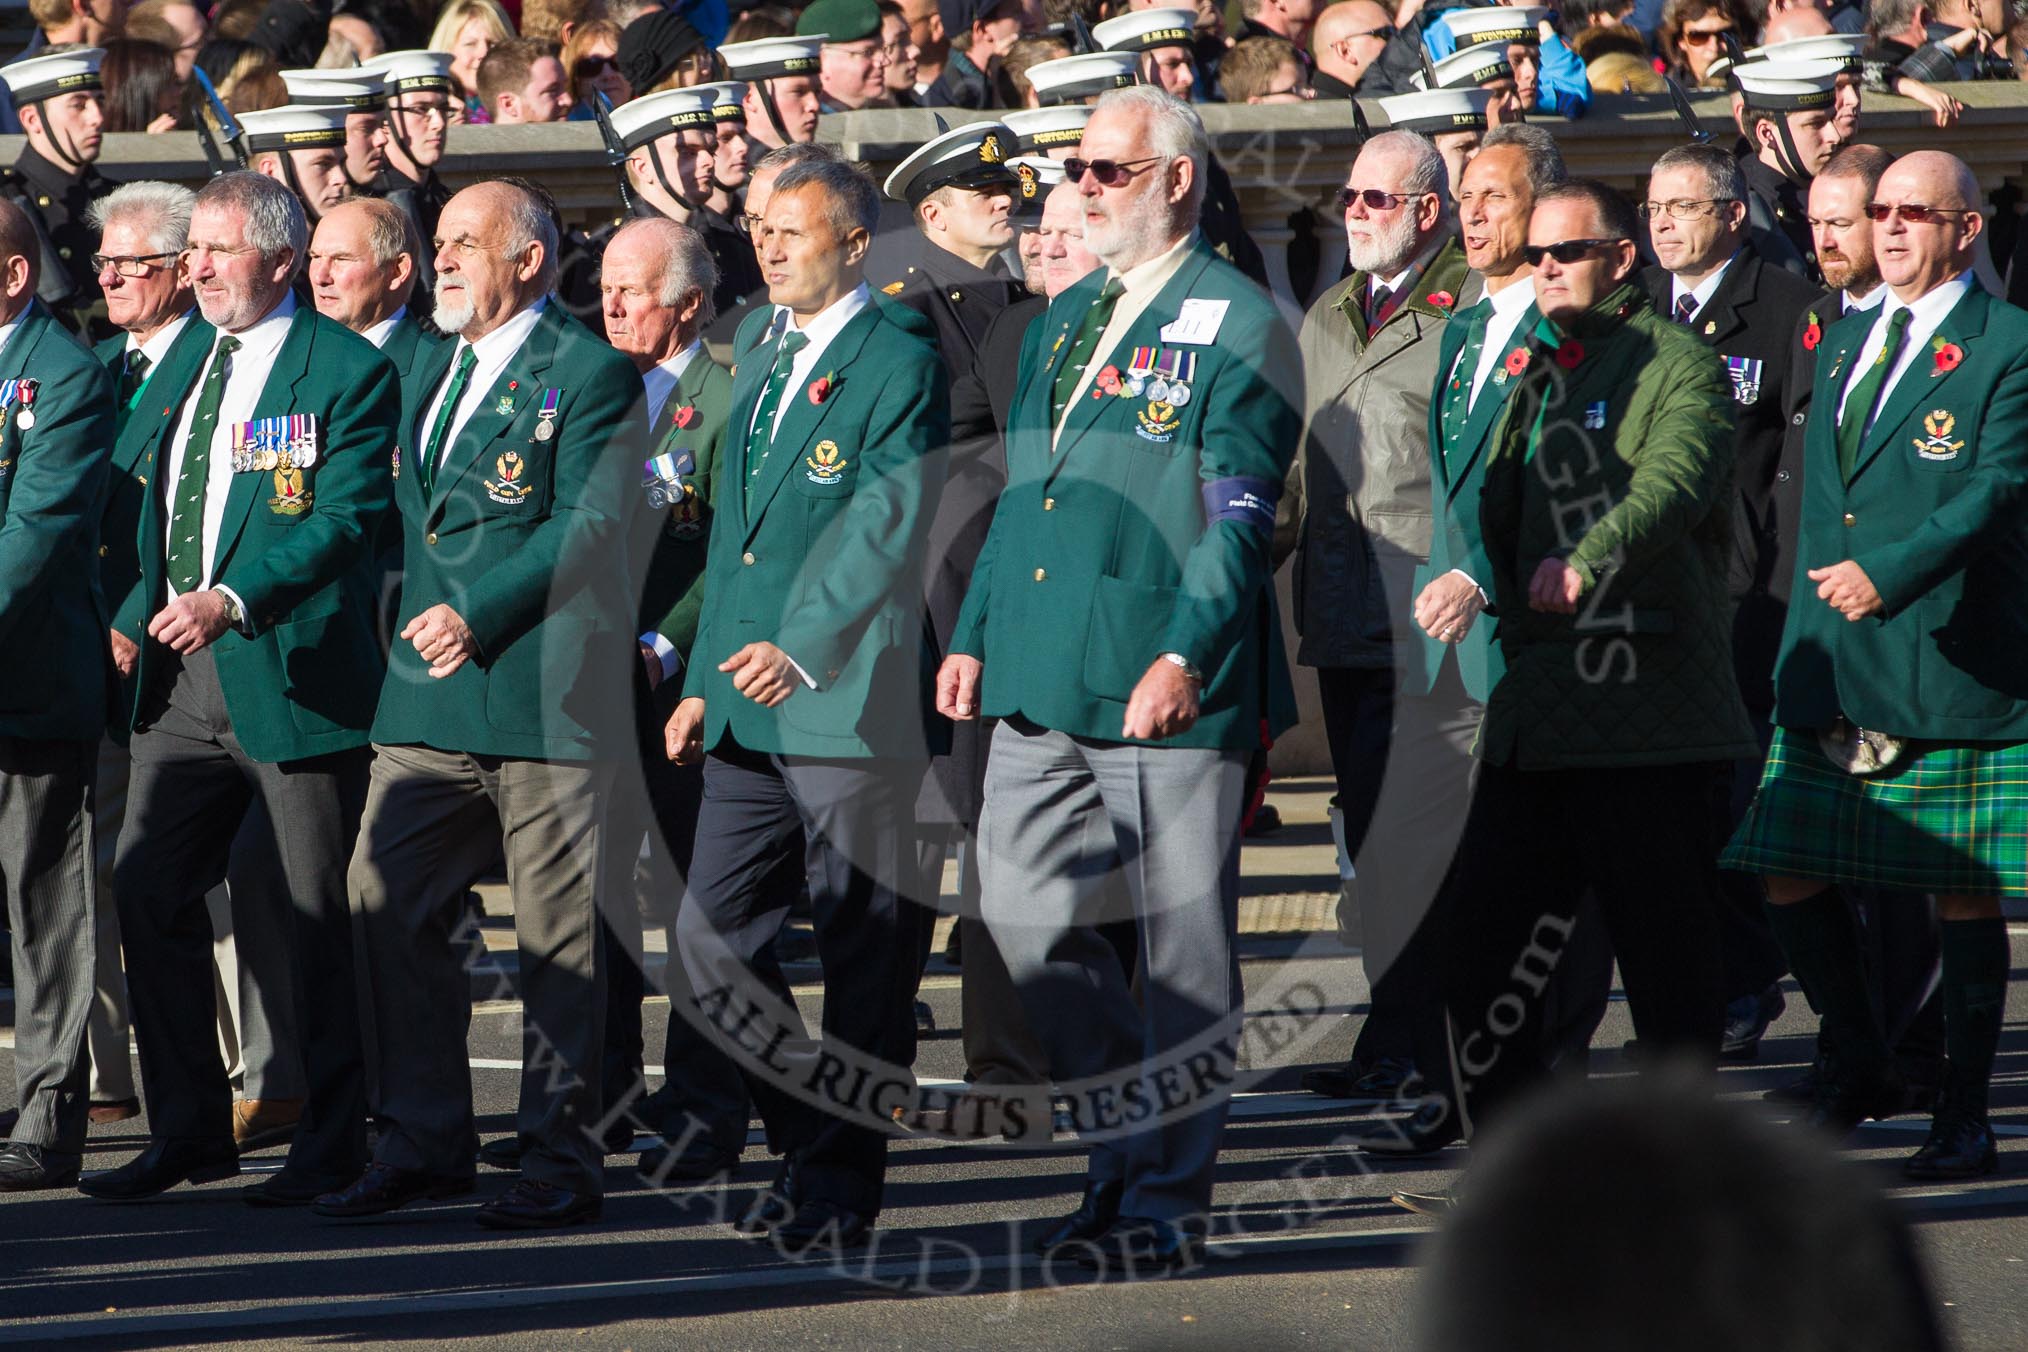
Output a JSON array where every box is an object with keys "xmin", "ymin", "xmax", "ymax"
[
  {"xmin": 665, "ymin": 157, "xmax": 947, "ymax": 1255},
  {"xmin": 939, "ymin": 88, "xmax": 1300, "ymax": 1271},
  {"xmin": 1726, "ymin": 151, "xmax": 2028, "ymax": 1181},
  {"xmin": 333, "ymin": 182, "xmax": 645, "ymax": 1231},
  {"xmin": 0, "ymin": 206, "xmax": 115, "ymax": 1191},
  {"xmin": 80, "ymin": 174, "xmax": 399, "ymax": 1207}
]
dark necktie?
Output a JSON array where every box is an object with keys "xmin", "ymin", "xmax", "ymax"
[
  {"xmin": 1050, "ymin": 276, "xmax": 1125, "ymax": 429},
  {"xmin": 419, "ymin": 343, "xmax": 479, "ymax": 499},
  {"xmin": 1674, "ymin": 293, "xmax": 1698, "ymax": 325},
  {"xmin": 117, "ymin": 349, "xmax": 151, "ymax": 435},
  {"xmin": 1836, "ymin": 306, "xmax": 1911, "ymax": 483},
  {"xmin": 165, "ymin": 335, "xmax": 240, "ymax": 596},
  {"xmin": 744, "ymin": 328, "xmax": 809, "ymax": 511},
  {"xmin": 1438, "ymin": 300, "xmax": 1493, "ymax": 473}
]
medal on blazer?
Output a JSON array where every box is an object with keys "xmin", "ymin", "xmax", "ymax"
[
  {"xmin": 486, "ymin": 450, "xmax": 534, "ymax": 504},
  {"xmin": 229, "ymin": 415, "xmax": 321, "ymax": 472},
  {"xmin": 1151, "ymin": 349, "xmax": 1196, "ymax": 407},
  {"xmin": 1125, "ymin": 345, "xmax": 1158, "ymax": 397},
  {"xmin": 534, "ymin": 388, "xmax": 562, "ymax": 441},
  {"xmin": 0, "ymin": 377, "xmax": 37, "ymax": 430},
  {"xmin": 391, "ymin": 444, "xmax": 401, "ymax": 480},
  {"xmin": 1043, "ymin": 328, "xmax": 1068, "ymax": 374}
]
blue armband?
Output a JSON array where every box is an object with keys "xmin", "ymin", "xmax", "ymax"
[{"xmin": 1202, "ymin": 477, "xmax": 1279, "ymax": 534}]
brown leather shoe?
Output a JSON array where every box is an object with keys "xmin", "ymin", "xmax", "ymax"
[
  {"xmin": 89, "ymin": 1097, "xmax": 141, "ymax": 1126},
  {"xmin": 232, "ymin": 1098, "xmax": 304, "ymax": 1153}
]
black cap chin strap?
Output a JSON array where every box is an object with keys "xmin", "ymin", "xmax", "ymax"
[
  {"xmin": 31, "ymin": 99, "xmax": 89, "ymax": 174},
  {"xmin": 757, "ymin": 78, "xmax": 794, "ymax": 147},
  {"xmin": 1764, "ymin": 109, "xmax": 1811, "ymax": 186},
  {"xmin": 645, "ymin": 141, "xmax": 704, "ymax": 216}
]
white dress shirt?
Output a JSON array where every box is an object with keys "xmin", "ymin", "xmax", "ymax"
[
  {"xmin": 1844, "ymin": 282, "xmax": 1888, "ymax": 316},
  {"xmin": 1466, "ymin": 275, "xmax": 1538, "ymax": 412},
  {"xmin": 362, "ymin": 305, "xmax": 408, "ymax": 350},
  {"xmin": 642, "ymin": 340, "xmax": 704, "ymax": 429},
  {"xmin": 420, "ymin": 299, "xmax": 547, "ymax": 469},
  {"xmin": 1669, "ymin": 253, "xmax": 1735, "ymax": 324},
  {"xmin": 0, "ymin": 315, "xmax": 21, "ymax": 364},
  {"xmin": 160, "ymin": 294, "xmax": 298, "ymax": 599},
  {"xmin": 1837, "ymin": 271, "xmax": 1974, "ymax": 432},
  {"xmin": 1055, "ymin": 230, "xmax": 1198, "ymax": 442},
  {"xmin": 745, "ymin": 284, "xmax": 870, "ymax": 443},
  {"xmin": 124, "ymin": 311, "xmax": 191, "ymax": 373}
]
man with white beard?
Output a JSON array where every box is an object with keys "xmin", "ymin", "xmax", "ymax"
[{"xmin": 1274, "ymin": 129, "xmax": 1471, "ymax": 1107}]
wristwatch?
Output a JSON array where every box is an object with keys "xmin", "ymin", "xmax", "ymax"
[
  {"xmin": 216, "ymin": 590, "xmax": 245, "ymax": 634},
  {"xmin": 1159, "ymin": 651, "xmax": 1204, "ymax": 684}
]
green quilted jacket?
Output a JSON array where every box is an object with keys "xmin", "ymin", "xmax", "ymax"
[{"xmin": 1476, "ymin": 283, "xmax": 1759, "ymax": 770}]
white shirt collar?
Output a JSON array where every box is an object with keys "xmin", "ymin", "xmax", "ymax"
[
  {"xmin": 1109, "ymin": 231, "xmax": 1196, "ymax": 297},
  {"xmin": 656, "ymin": 338, "xmax": 703, "ymax": 385},
  {"xmin": 642, "ymin": 338, "xmax": 704, "ymax": 425},
  {"xmin": 363, "ymin": 305, "xmax": 409, "ymax": 349},
  {"xmin": 0, "ymin": 317, "xmax": 19, "ymax": 359},
  {"xmin": 1485, "ymin": 274, "xmax": 1536, "ymax": 317},
  {"xmin": 217, "ymin": 291, "xmax": 296, "ymax": 359},
  {"xmin": 784, "ymin": 282, "xmax": 870, "ymax": 344},
  {"xmin": 128, "ymin": 311, "xmax": 193, "ymax": 367},
  {"xmin": 1844, "ymin": 284, "xmax": 1888, "ymax": 313},
  {"xmin": 459, "ymin": 297, "xmax": 545, "ymax": 365},
  {"xmin": 1880, "ymin": 270, "xmax": 1972, "ymax": 329},
  {"xmin": 1671, "ymin": 252, "xmax": 1736, "ymax": 318}
]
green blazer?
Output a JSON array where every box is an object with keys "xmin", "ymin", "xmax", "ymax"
[
  {"xmin": 95, "ymin": 312, "xmax": 215, "ymax": 735},
  {"xmin": 378, "ymin": 309, "xmax": 444, "ymax": 410},
  {"xmin": 636, "ymin": 349, "xmax": 734, "ymax": 662},
  {"xmin": 1773, "ymin": 282, "xmax": 2028, "ymax": 741},
  {"xmin": 131, "ymin": 305, "xmax": 399, "ymax": 763},
  {"xmin": 370, "ymin": 302, "xmax": 646, "ymax": 760},
  {"xmin": 0, "ymin": 301, "xmax": 113, "ymax": 742},
  {"xmin": 682, "ymin": 290, "xmax": 948, "ymax": 760},
  {"xmin": 950, "ymin": 234, "xmax": 1301, "ymax": 751},
  {"xmin": 1406, "ymin": 288, "xmax": 1536, "ymax": 704}
]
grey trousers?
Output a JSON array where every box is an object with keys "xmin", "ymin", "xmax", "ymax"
[
  {"xmin": 87, "ymin": 740, "xmax": 134, "ymax": 1103},
  {"xmin": 349, "ymin": 743, "xmax": 613, "ymax": 1196},
  {"xmin": 1, "ymin": 735, "xmax": 97, "ymax": 1152},
  {"xmin": 978, "ymin": 718, "xmax": 1247, "ymax": 1224}
]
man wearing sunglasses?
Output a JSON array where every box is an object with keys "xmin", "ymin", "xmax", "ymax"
[
  {"xmin": 1310, "ymin": 0, "xmax": 1408, "ymax": 99},
  {"xmin": 1280, "ymin": 129, "xmax": 1470, "ymax": 1115},
  {"xmin": 1394, "ymin": 179, "xmax": 1753, "ymax": 1213},
  {"xmin": 938, "ymin": 86, "xmax": 1300, "ymax": 1272},
  {"xmin": 1726, "ymin": 151, "xmax": 2028, "ymax": 1183}
]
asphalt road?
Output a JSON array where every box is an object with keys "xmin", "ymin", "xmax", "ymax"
[{"xmin": 5, "ymin": 940, "xmax": 2027, "ymax": 1350}]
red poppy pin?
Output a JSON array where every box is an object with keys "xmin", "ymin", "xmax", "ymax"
[
  {"xmin": 1553, "ymin": 339, "xmax": 1585, "ymax": 371},
  {"xmin": 1095, "ymin": 364, "xmax": 1123, "ymax": 397},
  {"xmin": 1802, "ymin": 311, "xmax": 1821, "ymax": 352},
  {"xmin": 672, "ymin": 403, "xmax": 697, "ymax": 429},
  {"xmin": 1932, "ymin": 337, "xmax": 1964, "ymax": 376},
  {"xmin": 1503, "ymin": 348, "xmax": 1530, "ymax": 377},
  {"xmin": 1427, "ymin": 289, "xmax": 1455, "ymax": 310},
  {"xmin": 807, "ymin": 371, "xmax": 835, "ymax": 404}
]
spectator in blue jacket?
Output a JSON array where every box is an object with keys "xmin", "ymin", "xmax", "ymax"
[{"xmin": 1425, "ymin": 3, "xmax": 1591, "ymax": 118}]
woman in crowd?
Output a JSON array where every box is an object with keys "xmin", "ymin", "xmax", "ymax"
[
  {"xmin": 1657, "ymin": 0, "xmax": 1751, "ymax": 86},
  {"xmin": 430, "ymin": 0, "xmax": 516, "ymax": 121},
  {"xmin": 562, "ymin": 16, "xmax": 633, "ymax": 119},
  {"xmin": 101, "ymin": 37, "xmax": 184, "ymax": 133}
]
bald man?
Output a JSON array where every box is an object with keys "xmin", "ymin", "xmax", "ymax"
[
  {"xmin": 1312, "ymin": 0, "xmax": 1406, "ymax": 98},
  {"xmin": 0, "ymin": 198, "xmax": 117, "ymax": 1191}
]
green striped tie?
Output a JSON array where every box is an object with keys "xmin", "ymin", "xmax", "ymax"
[
  {"xmin": 1050, "ymin": 277, "xmax": 1125, "ymax": 428},
  {"xmin": 1438, "ymin": 301, "xmax": 1492, "ymax": 476},
  {"xmin": 1836, "ymin": 306, "xmax": 1910, "ymax": 483},
  {"xmin": 418, "ymin": 344, "xmax": 478, "ymax": 499},
  {"xmin": 165, "ymin": 336, "xmax": 239, "ymax": 596},
  {"xmin": 744, "ymin": 328, "xmax": 808, "ymax": 512}
]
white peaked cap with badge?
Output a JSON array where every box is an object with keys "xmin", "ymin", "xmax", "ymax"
[
  {"xmin": 1004, "ymin": 103, "xmax": 1090, "ymax": 153},
  {"xmin": 608, "ymin": 86, "xmax": 716, "ymax": 152},
  {"xmin": 1442, "ymin": 6, "xmax": 1549, "ymax": 48},
  {"xmin": 1092, "ymin": 8, "xmax": 1197, "ymax": 53},
  {"xmin": 1024, "ymin": 51, "xmax": 1140, "ymax": 106},
  {"xmin": 1423, "ymin": 42, "xmax": 1513, "ymax": 89},
  {"xmin": 1731, "ymin": 57, "xmax": 1845, "ymax": 109},
  {"xmin": 718, "ymin": 35, "xmax": 825, "ymax": 80},
  {"xmin": 1745, "ymin": 33, "xmax": 1866, "ymax": 73},
  {"xmin": 1379, "ymin": 86, "xmax": 1493, "ymax": 134},
  {"xmin": 236, "ymin": 104, "xmax": 351, "ymax": 152},
  {"xmin": 693, "ymin": 80, "xmax": 750, "ymax": 123},
  {"xmin": 282, "ymin": 70, "xmax": 385, "ymax": 109},
  {"xmin": 363, "ymin": 50, "xmax": 456, "ymax": 95},
  {"xmin": 0, "ymin": 47, "xmax": 104, "ymax": 103}
]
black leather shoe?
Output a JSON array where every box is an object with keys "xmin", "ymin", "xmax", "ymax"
[
  {"xmin": 476, "ymin": 1178, "xmax": 602, "ymax": 1229},
  {"xmin": 1904, "ymin": 1115, "xmax": 2000, "ymax": 1181},
  {"xmin": 1345, "ymin": 1099, "xmax": 1462, "ymax": 1157},
  {"xmin": 1801, "ymin": 1067, "xmax": 1908, "ymax": 1137},
  {"xmin": 1720, "ymin": 984, "xmax": 1787, "ymax": 1061},
  {"xmin": 311, "ymin": 1162, "xmax": 476, "ymax": 1217},
  {"xmin": 243, "ymin": 1166, "xmax": 352, "ymax": 1208},
  {"xmin": 772, "ymin": 1198, "xmax": 872, "ymax": 1255},
  {"xmin": 1765, "ymin": 1065, "xmax": 1822, "ymax": 1106},
  {"xmin": 1299, "ymin": 1056, "xmax": 1414, "ymax": 1103},
  {"xmin": 1075, "ymin": 1217, "xmax": 1206, "ymax": 1273},
  {"xmin": 638, "ymin": 1142, "xmax": 739, "ymax": 1187},
  {"xmin": 477, "ymin": 1136, "xmax": 523, "ymax": 1172},
  {"xmin": 1033, "ymin": 1178, "xmax": 1124, "ymax": 1256},
  {"xmin": 78, "ymin": 1139, "xmax": 239, "ymax": 1200},
  {"xmin": 732, "ymin": 1158, "xmax": 799, "ymax": 1238},
  {"xmin": 0, "ymin": 1141, "xmax": 81, "ymax": 1191}
]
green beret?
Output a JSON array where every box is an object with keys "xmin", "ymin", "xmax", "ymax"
[{"xmin": 797, "ymin": 0, "xmax": 883, "ymax": 44}]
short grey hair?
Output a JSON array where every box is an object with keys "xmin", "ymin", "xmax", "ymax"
[
  {"xmin": 755, "ymin": 141, "xmax": 843, "ymax": 178},
  {"xmin": 1093, "ymin": 84, "xmax": 1210, "ymax": 215},
  {"xmin": 344, "ymin": 196, "xmax": 419, "ymax": 270},
  {"xmin": 769, "ymin": 158, "xmax": 881, "ymax": 240},
  {"xmin": 88, "ymin": 179, "xmax": 196, "ymax": 255},
  {"xmin": 1363, "ymin": 128, "xmax": 1448, "ymax": 199},
  {"xmin": 194, "ymin": 172, "xmax": 307, "ymax": 277},
  {"xmin": 1479, "ymin": 122, "xmax": 1567, "ymax": 197},
  {"xmin": 1650, "ymin": 142, "xmax": 1743, "ymax": 205},
  {"xmin": 611, "ymin": 217, "xmax": 720, "ymax": 326},
  {"xmin": 491, "ymin": 180, "xmax": 561, "ymax": 290},
  {"xmin": 1866, "ymin": 0, "xmax": 1922, "ymax": 39}
]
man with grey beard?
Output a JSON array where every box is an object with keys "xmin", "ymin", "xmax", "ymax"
[
  {"xmin": 328, "ymin": 180, "xmax": 644, "ymax": 1230},
  {"xmin": 1275, "ymin": 129, "xmax": 1471, "ymax": 1107}
]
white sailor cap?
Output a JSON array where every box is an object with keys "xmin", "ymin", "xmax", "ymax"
[
  {"xmin": 1731, "ymin": 57, "xmax": 1845, "ymax": 111},
  {"xmin": 0, "ymin": 47, "xmax": 104, "ymax": 104},
  {"xmin": 1004, "ymin": 103, "xmax": 1089, "ymax": 153},
  {"xmin": 883, "ymin": 119, "xmax": 1020, "ymax": 204},
  {"xmin": 364, "ymin": 50, "xmax": 456, "ymax": 97},
  {"xmin": 693, "ymin": 80, "xmax": 749, "ymax": 125},
  {"xmin": 1442, "ymin": 6, "xmax": 1549, "ymax": 49},
  {"xmin": 282, "ymin": 70, "xmax": 385, "ymax": 110},
  {"xmin": 1424, "ymin": 43, "xmax": 1513, "ymax": 89},
  {"xmin": 718, "ymin": 36, "xmax": 825, "ymax": 81},
  {"xmin": 1093, "ymin": 8, "xmax": 1196, "ymax": 53},
  {"xmin": 237, "ymin": 104, "xmax": 351, "ymax": 153},
  {"xmin": 1379, "ymin": 86, "xmax": 1493, "ymax": 135},
  {"xmin": 608, "ymin": 86, "xmax": 717, "ymax": 151},
  {"xmin": 1024, "ymin": 51, "xmax": 1139, "ymax": 106},
  {"xmin": 1746, "ymin": 33, "xmax": 1866, "ymax": 75},
  {"xmin": 1009, "ymin": 154, "xmax": 1066, "ymax": 220}
]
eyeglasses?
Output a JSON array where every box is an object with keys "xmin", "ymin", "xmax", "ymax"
[
  {"xmin": 1338, "ymin": 25, "xmax": 1396, "ymax": 42},
  {"xmin": 1336, "ymin": 186, "xmax": 1425, "ymax": 211},
  {"xmin": 735, "ymin": 212, "xmax": 766, "ymax": 237},
  {"xmin": 1063, "ymin": 155, "xmax": 1165, "ymax": 187},
  {"xmin": 1679, "ymin": 25, "xmax": 1732, "ymax": 45},
  {"xmin": 1637, "ymin": 197, "xmax": 1736, "ymax": 220},
  {"xmin": 1522, "ymin": 237, "xmax": 1622, "ymax": 265},
  {"xmin": 91, "ymin": 250, "xmax": 178, "ymax": 277},
  {"xmin": 393, "ymin": 101, "xmax": 451, "ymax": 123},
  {"xmin": 573, "ymin": 55, "xmax": 617, "ymax": 79},
  {"xmin": 1864, "ymin": 202, "xmax": 1976, "ymax": 224}
]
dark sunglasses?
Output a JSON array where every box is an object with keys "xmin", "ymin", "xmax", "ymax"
[
  {"xmin": 1522, "ymin": 237, "xmax": 1622, "ymax": 266},
  {"xmin": 1864, "ymin": 202, "xmax": 1975, "ymax": 224},
  {"xmin": 1336, "ymin": 186, "xmax": 1425, "ymax": 211},
  {"xmin": 573, "ymin": 54, "xmax": 617, "ymax": 79},
  {"xmin": 1063, "ymin": 155, "xmax": 1164, "ymax": 187},
  {"xmin": 1339, "ymin": 24, "xmax": 1397, "ymax": 41}
]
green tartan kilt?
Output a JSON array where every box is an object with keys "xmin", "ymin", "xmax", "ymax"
[{"xmin": 1721, "ymin": 727, "xmax": 2028, "ymax": 895}]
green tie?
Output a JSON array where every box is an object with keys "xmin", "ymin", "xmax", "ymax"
[
  {"xmin": 1438, "ymin": 301, "xmax": 1493, "ymax": 475},
  {"xmin": 165, "ymin": 335, "xmax": 239, "ymax": 597},
  {"xmin": 1050, "ymin": 276, "xmax": 1125, "ymax": 429},
  {"xmin": 117, "ymin": 349, "xmax": 150, "ymax": 434},
  {"xmin": 1837, "ymin": 306, "xmax": 1911, "ymax": 483},
  {"xmin": 419, "ymin": 343, "xmax": 479, "ymax": 499},
  {"xmin": 744, "ymin": 327, "xmax": 808, "ymax": 511}
]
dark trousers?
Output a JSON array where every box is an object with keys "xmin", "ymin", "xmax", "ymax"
[
  {"xmin": 114, "ymin": 649, "xmax": 368, "ymax": 1181},
  {"xmin": 1438, "ymin": 760, "xmax": 1726, "ymax": 1137},
  {"xmin": 675, "ymin": 741, "xmax": 924, "ymax": 1218},
  {"xmin": 1316, "ymin": 665, "xmax": 1408, "ymax": 1063}
]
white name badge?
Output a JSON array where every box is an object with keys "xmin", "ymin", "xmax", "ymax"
[{"xmin": 1160, "ymin": 298, "xmax": 1229, "ymax": 346}]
